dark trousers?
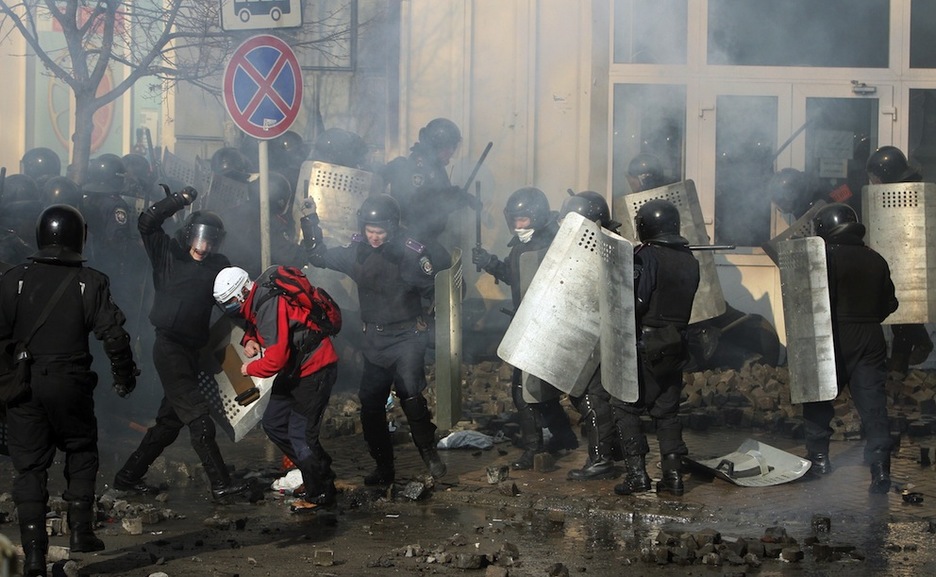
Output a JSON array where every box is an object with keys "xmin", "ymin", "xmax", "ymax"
[
  {"xmin": 611, "ymin": 354, "xmax": 687, "ymax": 457},
  {"xmin": 358, "ymin": 327, "xmax": 429, "ymax": 411},
  {"xmin": 803, "ymin": 322, "xmax": 890, "ymax": 461},
  {"xmin": 7, "ymin": 365, "xmax": 98, "ymax": 521},
  {"xmin": 262, "ymin": 364, "xmax": 338, "ymax": 493}
]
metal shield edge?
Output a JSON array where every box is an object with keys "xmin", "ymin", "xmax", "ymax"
[
  {"xmin": 598, "ymin": 228, "xmax": 639, "ymax": 402},
  {"xmin": 434, "ymin": 248, "xmax": 463, "ymax": 430},
  {"xmin": 778, "ymin": 237, "xmax": 837, "ymax": 404}
]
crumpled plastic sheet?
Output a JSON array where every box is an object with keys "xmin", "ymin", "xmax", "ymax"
[{"xmin": 436, "ymin": 430, "xmax": 494, "ymax": 450}]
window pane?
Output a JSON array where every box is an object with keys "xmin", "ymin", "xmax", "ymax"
[
  {"xmin": 708, "ymin": 0, "xmax": 888, "ymax": 68},
  {"xmin": 613, "ymin": 0, "xmax": 687, "ymax": 64},
  {"xmin": 611, "ymin": 84, "xmax": 686, "ymax": 199},
  {"xmin": 908, "ymin": 89, "xmax": 936, "ymax": 180},
  {"xmin": 714, "ymin": 96, "xmax": 777, "ymax": 247},
  {"xmin": 911, "ymin": 1, "xmax": 936, "ymax": 68},
  {"xmin": 803, "ymin": 98, "xmax": 877, "ymax": 219}
]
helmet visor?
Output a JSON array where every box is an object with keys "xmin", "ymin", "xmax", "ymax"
[{"xmin": 188, "ymin": 223, "xmax": 225, "ymax": 253}]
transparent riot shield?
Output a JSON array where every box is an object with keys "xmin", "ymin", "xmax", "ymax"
[
  {"xmin": 499, "ymin": 213, "xmax": 637, "ymax": 402},
  {"xmin": 762, "ymin": 200, "xmax": 828, "ymax": 266},
  {"xmin": 196, "ymin": 318, "xmax": 275, "ymax": 442},
  {"xmin": 616, "ymin": 180, "xmax": 726, "ymax": 324},
  {"xmin": 434, "ymin": 248, "xmax": 463, "ymax": 430},
  {"xmin": 778, "ymin": 237, "xmax": 837, "ymax": 404},
  {"xmin": 862, "ymin": 182, "xmax": 936, "ymax": 324}
]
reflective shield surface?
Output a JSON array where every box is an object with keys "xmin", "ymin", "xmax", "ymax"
[
  {"xmin": 778, "ymin": 237, "xmax": 837, "ymax": 404},
  {"xmin": 862, "ymin": 182, "xmax": 936, "ymax": 324},
  {"xmin": 617, "ymin": 180, "xmax": 726, "ymax": 323},
  {"xmin": 294, "ymin": 160, "xmax": 374, "ymax": 244},
  {"xmin": 762, "ymin": 200, "xmax": 828, "ymax": 266}
]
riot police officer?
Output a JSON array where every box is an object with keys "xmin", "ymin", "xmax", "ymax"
[
  {"xmin": 42, "ymin": 176, "xmax": 83, "ymax": 210},
  {"xmin": 382, "ymin": 118, "xmax": 480, "ymax": 246},
  {"xmin": 472, "ymin": 187, "xmax": 579, "ymax": 470},
  {"xmin": 627, "ymin": 153, "xmax": 668, "ymax": 193},
  {"xmin": 311, "ymin": 127, "xmax": 369, "ymax": 169},
  {"xmin": 304, "ymin": 194, "xmax": 448, "ymax": 484},
  {"xmin": 0, "ymin": 174, "xmax": 42, "ymax": 265},
  {"xmin": 269, "ymin": 130, "xmax": 306, "ymax": 191},
  {"xmin": 222, "ymin": 171, "xmax": 305, "ymax": 277},
  {"xmin": 210, "ymin": 147, "xmax": 253, "ymax": 183},
  {"xmin": 121, "ymin": 152, "xmax": 161, "ymax": 202},
  {"xmin": 865, "ymin": 146, "xmax": 933, "ymax": 374},
  {"xmin": 558, "ymin": 191, "xmax": 623, "ymax": 481},
  {"xmin": 804, "ymin": 203, "xmax": 898, "ymax": 494},
  {"xmin": 113, "ymin": 189, "xmax": 249, "ymax": 500},
  {"xmin": 0, "ymin": 204, "xmax": 138, "ymax": 576},
  {"xmin": 20, "ymin": 147, "xmax": 62, "ymax": 189},
  {"xmin": 611, "ymin": 199, "xmax": 700, "ymax": 497}
]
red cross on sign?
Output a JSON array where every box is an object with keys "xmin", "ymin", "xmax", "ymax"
[{"xmin": 223, "ymin": 34, "xmax": 303, "ymax": 140}]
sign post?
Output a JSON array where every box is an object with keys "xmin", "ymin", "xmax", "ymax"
[{"xmin": 222, "ymin": 34, "xmax": 302, "ymax": 271}]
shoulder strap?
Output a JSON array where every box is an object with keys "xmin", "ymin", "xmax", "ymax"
[{"xmin": 22, "ymin": 268, "xmax": 80, "ymax": 347}]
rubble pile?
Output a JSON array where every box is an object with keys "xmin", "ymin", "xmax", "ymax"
[{"xmin": 321, "ymin": 361, "xmax": 936, "ymax": 446}]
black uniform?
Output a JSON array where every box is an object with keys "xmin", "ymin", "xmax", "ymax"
[
  {"xmin": 0, "ymin": 259, "xmax": 133, "ymax": 543},
  {"xmin": 382, "ymin": 143, "xmax": 473, "ymax": 245},
  {"xmin": 803, "ymin": 230, "xmax": 898, "ymax": 463},
  {"xmin": 306, "ymin": 229, "xmax": 444, "ymax": 479},
  {"xmin": 478, "ymin": 216, "xmax": 579, "ymax": 463},
  {"xmin": 113, "ymin": 199, "xmax": 242, "ymax": 497}
]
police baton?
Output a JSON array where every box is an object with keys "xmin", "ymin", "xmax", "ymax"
[
  {"xmin": 475, "ymin": 180, "xmax": 483, "ymax": 272},
  {"xmin": 462, "ymin": 141, "xmax": 493, "ymax": 193},
  {"xmin": 687, "ymin": 244, "xmax": 736, "ymax": 251}
]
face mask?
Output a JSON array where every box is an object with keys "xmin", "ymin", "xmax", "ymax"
[
  {"xmin": 516, "ymin": 228, "xmax": 535, "ymax": 243},
  {"xmin": 222, "ymin": 300, "xmax": 242, "ymax": 317}
]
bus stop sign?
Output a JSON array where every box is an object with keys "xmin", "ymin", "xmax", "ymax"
[{"xmin": 223, "ymin": 34, "xmax": 303, "ymax": 140}]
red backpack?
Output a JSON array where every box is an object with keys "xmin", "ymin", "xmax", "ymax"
[{"xmin": 258, "ymin": 265, "xmax": 342, "ymax": 337}]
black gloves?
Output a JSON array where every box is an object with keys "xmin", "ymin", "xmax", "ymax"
[
  {"xmin": 112, "ymin": 362, "xmax": 140, "ymax": 398},
  {"xmin": 300, "ymin": 213, "xmax": 322, "ymax": 249},
  {"xmin": 472, "ymin": 247, "xmax": 496, "ymax": 269}
]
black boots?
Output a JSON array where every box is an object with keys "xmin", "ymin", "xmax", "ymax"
[
  {"xmin": 807, "ymin": 451, "xmax": 833, "ymax": 475},
  {"xmin": 114, "ymin": 450, "xmax": 161, "ymax": 495},
  {"xmin": 614, "ymin": 455, "xmax": 653, "ymax": 495},
  {"xmin": 511, "ymin": 404, "xmax": 542, "ymax": 470},
  {"xmin": 567, "ymin": 395, "xmax": 617, "ymax": 481},
  {"xmin": 190, "ymin": 416, "xmax": 248, "ymax": 500},
  {"xmin": 869, "ymin": 459, "xmax": 891, "ymax": 494},
  {"xmin": 361, "ymin": 409, "xmax": 395, "ymax": 485},
  {"xmin": 613, "ymin": 435, "xmax": 652, "ymax": 495},
  {"xmin": 402, "ymin": 395, "xmax": 447, "ymax": 479},
  {"xmin": 67, "ymin": 501, "xmax": 105, "ymax": 553},
  {"xmin": 20, "ymin": 521, "xmax": 48, "ymax": 577},
  {"xmin": 656, "ymin": 454, "xmax": 685, "ymax": 496}
]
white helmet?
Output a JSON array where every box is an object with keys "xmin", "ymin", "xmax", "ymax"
[{"xmin": 213, "ymin": 266, "xmax": 253, "ymax": 308}]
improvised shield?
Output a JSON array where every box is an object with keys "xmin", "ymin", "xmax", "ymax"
[
  {"xmin": 684, "ymin": 438, "xmax": 812, "ymax": 486},
  {"xmin": 196, "ymin": 318, "xmax": 275, "ymax": 442},
  {"xmin": 616, "ymin": 180, "xmax": 726, "ymax": 324},
  {"xmin": 778, "ymin": 237, "xmax": 837, "ymax": 404},
  {"xmin": 862, "ymin": 182, "xmax": 936, "ymax": 324},
  {"xmin": 499, "ymin": 213, "xmax": 639, "ymax": 403},
  {"xmin": 434, "ymin": 248, "xmax": 463, "ymax": 429},
  {"xmin": 294, "ymin": 160, "xmax": 374, "ymax": 244},
  {"xmin": 762, "ymin": 200, "xmax": 828, "ymax": 266}
]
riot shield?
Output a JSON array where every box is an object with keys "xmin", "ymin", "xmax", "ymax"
[
  {"xmin": 499, "ymin": 213, "xmax": 637, "ymax": 402},
  {"xmin": 434, "ymin": 248, "xmax": 463, "ymax": 430},
  {"xmin": 684, "ymin": 438, "xmax": 812, "ymax": 487},
  {"xmin": 762, "ymin": 200, "xmax": 828, "ymax": 266},
  {"xmin": 616, "ymin": 180, "xmax": 726, "ymax": 323},
  {"xmin": 294, "ymin": 160, "xmax": 374, "ymax": 243},
  {"xmin": 862, "ymin": 182, "xmax": 936, "ymax": 324},
  {"xmin": 599, "ymin": 229, "xmax": 639, "ymax": 402},
  {"xmin": 778, "ymin": 237, "xmax": 837, "ymax": 404},
  {"xmin": 196, "ymin": 318, "xmax": 275, "ymax": 442},
  {"xmin": 203, "ymin": 173, "xmax": 250, "ymax": 212}
]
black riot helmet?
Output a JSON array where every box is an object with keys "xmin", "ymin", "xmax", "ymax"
[
  {"xmin": 627, "ymin": 153, "xmax": 666, "ymax": 192},
  {"xmin": 503, "ymin": 187, "xmax": 551, "ymax": 232},
  {"xmin": 249, "ymin": 172, "xmax": 294, "ymax": 216},
  {"xmin": 866, "ymin": 146, "xmax": 916, "ymax": 184},
  {"xmin": 177, "ymin": 210, "xmax": 226, "ymax": 256},
  {"xmin": 270, "ymin": 130, "xmax": 306, "ymax": 170},
  {"xmin": 418, "ymin": 118, "xmax": 461, "ymax": 151},
  {"xmin": 210, "ymin": 147, "xmax": 252, "ymax": 182},
  {"xmin": 121, "ymin": 153, "xmax": 155, "ymax": 188},
  {"xmin": 357, "ymin": 194, "xmax": 400, "ymax": 235},
  {"xmin": 84, "ymin": 153, "xmax": 126, "ymax": 194},
  {"xmin": 768, "ymin": 168, "xmax": 809, "ymax": 214},
  {"xmin": 34, "ymin": 203, "xmax": 86, "ymax": 263},
  {"xmin": 21, "ymin": 147, "xmax": 62, "ymax": 185},
  {"xmin": 813, "ymin": 203, "xmax": 865, "ymax": 240},
  {"xmin": 635, "ymin": 198, "xmax": 681, "ymax": 242},
  {"xmin": 312, "ymin": 128, "xmax": 368, "ymax": 168},
  {"xmin": 560, "ymin": 190, "xmax": 619, "ymax": 231},
  {"xmin": 43, "ymin": 176, "xmax": 83, "ymax": 209},
  {"xmin": 1, "ymin": 173, "xmax": 42, "ymax": 205}
]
